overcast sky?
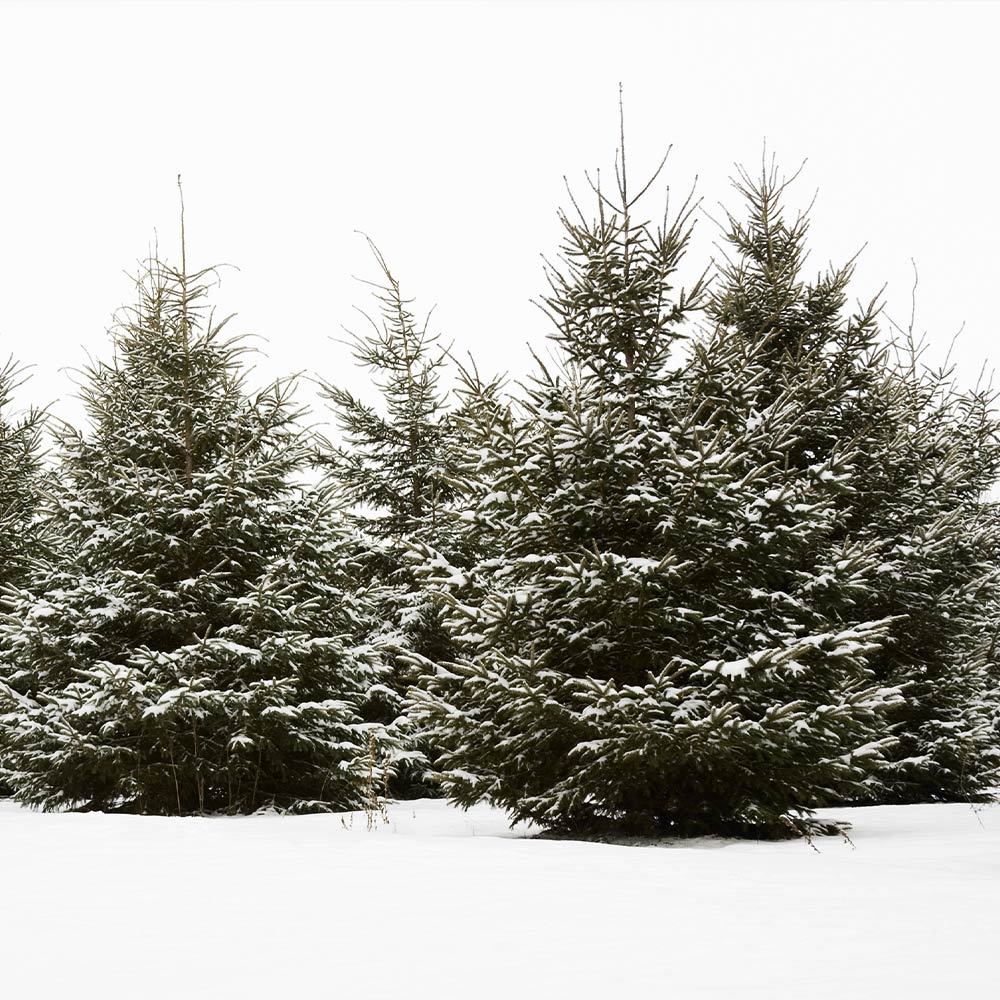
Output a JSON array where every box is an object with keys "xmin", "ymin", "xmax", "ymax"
[{"xmin": 0, "ymin": 0, "xmax": 996, "ymax": 436}]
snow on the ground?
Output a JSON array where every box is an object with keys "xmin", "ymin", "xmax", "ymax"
[{"xmin": 1, "ymin": 798, "xmax": 997, "ymax": 999}]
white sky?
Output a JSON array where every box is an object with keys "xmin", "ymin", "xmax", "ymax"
[{"xmin": 0, "ymin": 0, "xmax": 997, "ymax": 437}]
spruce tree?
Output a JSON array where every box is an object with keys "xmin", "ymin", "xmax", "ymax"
[
  {"xmin": 318, "ymin": 240, "xmax": 483, "ymax": 796},
  {"xmin": 0, "ymin": 357, "xmax": 44, "ymax": 592},
  {"xmin": 710, "ymin": 162, "xmax": 1000, "ymax": 803},
  {"xmin": 0, "ymin": 245, "xmax": 405, "ymax": 813},
  {"xmin": 0, "ymin": 357, "xmax": 45, "ymax": 798},
  {"xmin": 408, "ymin": 140, "xmax": 902, "ymax": 837},
  {"xmin": 841, "ymin": 355, "xmax": 1000, "ymax": 802},
  {"xmin": 322, "ymin": 240, "xmax": 457, "ymax": 540}
]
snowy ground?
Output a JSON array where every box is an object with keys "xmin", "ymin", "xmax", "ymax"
[{"xmin": 1, "ymin": 798, "xmax": 996, "ymax": 999}]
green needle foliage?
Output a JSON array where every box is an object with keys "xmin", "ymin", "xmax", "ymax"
[
  {"xmin": 0, "ymin": 249, "xmax": 406, "ymax": 814},
  {"xmin": 0, "ymin": 356, "xmax": 45, "ymax": 798},
  {"xmin": 321, "ymin": 237, "xmax": 459, "ymax": 545},
  {"xmin": 710, "ymin": 161, "xmax": 1000, "ymax": 803},
  {"xmin": 1, "ymin": 125, "xmax": 996, "ymax": 830},
  {"xmin": 408, "ymin": 140, "xmax": 903, "ymax": 837},
  {"xmin": 318, "ymin": 240, "xmax": 475, "ymax": 793},
  {"xmin": 0, "ymin": 357, "xmax": 45, "ymax": 591}
]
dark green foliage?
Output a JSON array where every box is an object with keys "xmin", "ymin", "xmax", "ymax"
[
  {"xmin": 319, "ymin": 239, "xmax": 466, "ymax": 657},
  {"xmin": 710, "ymin": 162, "xmax": 1000, "ymax": 802},
  {"xmin": 2, "ymin": 132, "xmax": 997, "ymax": 829},
  {"xmin": 846, "ymin": 363, "xmax": 1000, "ymax": 801},
  {"xmin": 0, "ymin": 255, "xmax": 408, "ymax": 813},
  {"xmin": 0, "ymin": 357, "xmax": 45, "ymax": 798},
  {"xmin": 318, "ymin": 241, "xmax": 476, "ymax": 794},
  {"xmin": 321, "ymin": 238, "xmax": 459, "ymax": 541},
  {"xmin": 0, "ymin": 358, "xmax": 44, "ymax": 591},
  {"xmin": 408, "ymin": 148, "xmax": 903, "ymax": 837}
]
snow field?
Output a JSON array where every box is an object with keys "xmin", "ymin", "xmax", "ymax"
[{"xmin": 1, "ymin": 798, "xmax": 997, "ymax": 999}]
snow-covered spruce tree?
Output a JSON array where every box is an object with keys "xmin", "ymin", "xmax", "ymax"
[
  {"xmin": 318, "ymin": 238, "xmax": 464, "ymax": 670},
  {"xmin": 319, "ymin": 240, "xmax": 483, "ymax": 795},
  {"xmin": 0, "ymin": 248, "xmax": 406, "ymax": 814},
  {"xmin": 408, "ymin": 141, "xmax": 902, "ymax": 838},
  {"xmin": 0, "ymin": 357, "xmax": 45, "ymax": 592},
  {"xmin": 839, "ymin": 357, "xmax": 1000, "ymax": 802},
  {"xmin": 0, "ymin": 358, "xmax": 45, "ymax": 798},
  {"xmin": 710, "ymin": 162, "xmax": 1000, "ymax": 803}
]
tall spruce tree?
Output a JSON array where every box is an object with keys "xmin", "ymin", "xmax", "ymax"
[
  {"xmin": 710, "ymin": 162, "xmax": 1000, "ymax": 803},
  {"xmin": 408, "ymin": 138, "xmax": 902, "ymax": 837},
  {"xmin": 0, "ymin": 239, "xmax": 405, "ymax": 813}
]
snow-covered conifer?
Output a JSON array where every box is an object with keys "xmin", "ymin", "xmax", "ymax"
[
  {"xmin": 318, "ymin": 240, "xmax": 478, "ymax": 792},
  {"xmin": 408, "ymin": 137, "xmax": 901, "ymax": 837},
  {"xmin": 318, "ymin": 240, "xmax": 472, "ymax": 690},
  {"xmin": 0, "ymin": 357, "xmax": 44, "ymax": 591},
  {"xmin": 0, "ymin": 357, "xmax": 45, "ymax": 797},
  {"xmin": 321, "ymin": 240, "xmax": 458, "ymax": 543},
  {"xmin": 0, "ymin": 245, "xmax": 405, "ymax": 813},
  {"xmin": 710, "ymin": 162, "xmax": 1000, "ymax": 803}
]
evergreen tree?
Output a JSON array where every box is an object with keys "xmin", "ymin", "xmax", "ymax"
[
  {"xmin": 0, "ymin": 247, "xmax": 406, "ymax": 813},
  {"xmin": 322, "ymin": 239, "xmax": 457, "ymax": 542},
  {"xmin": 0, "ymin": 356, "xmax": 45, "ymax": 798},
  {"xmin": 408, "ymin": 141, "xmax": 902, "ymax": 837},
  {"xmin": 710, "ymin": 162, "xmax": 1000, "ymax": 803},
  {"xmin": 318, "ymin": 240, "xmax": 484, "ymax": 795},
  {"xmin": 0, "ymin": 357, "xmax": 44, "ymax": 592},
  {"xmin": 319, "ymin": 239, "xmax": 463, "ymax": 664}
]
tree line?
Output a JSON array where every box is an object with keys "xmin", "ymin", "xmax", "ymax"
[{"xmin": 1, "ymin": 140, "xmax": 997, "ymax": 838}]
